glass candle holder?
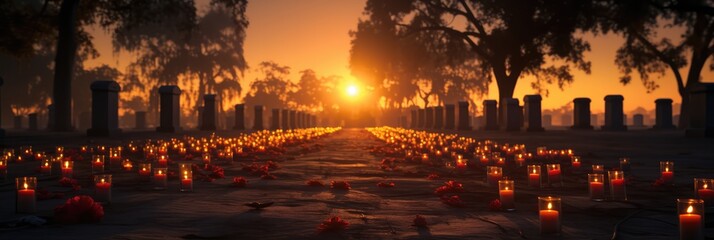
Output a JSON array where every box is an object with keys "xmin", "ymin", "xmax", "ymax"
[
  {"xmin": 122, "ymin": 159, "xmax": 133, "ymax": 171},
  {"xmin": 92, "ymin": 155, "xmax": 105, "ymax": 174},
  {"xmin": 677, "ymin": 199, "xmax": 704, "ymax": 240},
  {"xmin": 486, "ymin": 166, "xmax": 502, "ymax": 187},
  {"xmin": 40, "ymin": 159, "xmax": 52, "ymax": 175},
  {"xmin": 495, "ymin": 157, "xmax": 506, "ymax": 167},
  {"xmin": 694, "ymin": 178, "xmax": 714, "ymax": 204},
  {"xmin": 526, "ymin": 164, "xmax": 540, "ymax": 188},
  {"xmin": 108, "ymin": 148, "xmax": 121, "ymax": 169},
  {"xmin": 158, "ymin": 146, "xmax": 168, "ymax": 155},
  {"xmin": 538, "ymin": 196, "xmax": 561, "ymax": 235},
  {"xmin": 498, "ymin": 180, "xmax": 515, "ymax": 211},
  {"xmin": 608, "ymin": 170, "xmax": 627, "ymax": 201},
  {"xmin": 592, "ymin": 164, "xmax": 604, "ymax": 174},
  {"xmin": 588, "ymin": 173, "xmax": 605, "ymax": 201},
  {"xmin": 157, "ymin": 154, "xmax": 169, "ymax": 168},
  {"xmin": 660, "ymin": 161, "xmax": 674, "ymax": 185},
  {"xmin": 20, "ymin": 146, "xmax": 33, "ymax": 157},
  {"xmin": 202, "ymin": 152, "xmax": 211, "ymax": 165},
  {"xmin": 455, "ymin": 155, "xmax": 468, "ymax": 169},
  {"xmin": 515, "ymin": 153, "xmax": 526, "ymax": 167},
  {"xmin": 80, "ymin": 145, "xmax": 88, "ymax": 154},
  {"xmin": 0, "ymin": 157, "xmax": 7, "ymax": 181},
  {"xmin": 619, "ymin": 157, "xmax": 631, "ymax": 171},
  {"xmin": 34, "ymin": 151, "xmax": 45, "ymax": 161},
  {"xmin": 180, "ymin": 168, "xmax": 193, "ymax": 192},
  {"xmin": 138, "ymin": 163, "xmax": 152, "ymax": 181},
  {"xmin": 93, "ymin": 174, "xmax": 112, "ymax": 204},
  {"xmin": 153, "ymin": 167, "xmax": 168, "ymax": 190},
  {"xmin": 571, "ymin": 156, "xmax": 581, "ymax": 170},
  {"xmin": 16, "ymin": 177, "xmax": 37, "ymax": 213},
  {"xmin": 61, "ymin": 160, "xmax": 73, "ymax": 178},
  {"xmin": 546, "ymin": 164, "xmax": 562, "ymax": 187},
  {"xmin": 536, "ymin": 147, "xmax": 547, "ymax": 156},
  {"xmin": 3, "ymin": 149, "xmax": 14, "ymax": 159},
  {"xmin": 55, "ymin": 146, "xmax": 64, "ymax": 155},
  {"xmin": 479, "ymin": 155, "xmax": 489, "ymax": 165}
]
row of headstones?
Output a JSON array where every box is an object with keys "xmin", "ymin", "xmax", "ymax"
[
  {"xmin": 540, "ymin": 112, "xmax": 662, "ymax": 128},
  {"xmin": 408, "ymin": 102, "xmax": 472, "ymax": 130},
  {"xmin": 85, "ymin": 81, "xmax": 316, "ymax": 136},
  {"xmin": 408, "ymin": 85, "xmax": 714, "ymax": 136}
]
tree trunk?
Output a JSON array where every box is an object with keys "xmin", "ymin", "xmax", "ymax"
[
  {"xmin": 51, "ymin": 0, "xmax": 80, "ymax": 131},
  {"xmin": 496, "ymin": 75, "xmax": 517, "ymax": 128},
  {"xmin": 678, "ymin": 49, "xmax": 707, "ymax": 129}
]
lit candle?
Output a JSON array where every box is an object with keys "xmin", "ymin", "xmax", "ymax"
[
  {"xmin": 495, "ymin": 157, "xmax": 505, "ymax": 167},
  {"xmin": 455, "ymin": 155, "xmax": 467, "ymax": 169},
  {"xmin": 122, "ymin": 159, "xmax": 133, "ymax": 171},
  {"xmin": 157, "ymin": 155, "xmax": 168, "ymax": 168},
  {"xmin": 92, "ymin": 155, "xmax": 105, "ymax": 174},
  {"xmin": 528, "ymin": 165, "xmax": 541, "ymax": 188},
  {"xmin": 515, "ymin": 153, "xmax": 525, "ymax": 167},
  {"xmin": 588, "ymin": 173, "xmax": 605, "ymax": 201},
  {"xmin": 139, "ymin": 163, "xmax": 151, "ymax": 181},
  {"xmin": 609, "ymin": 171, "xmax": 627, "ymax": 201},
  {"xmin": 181, "ymin": 170, "xmax": 193, "ymax": 192},
  {"xmin": 16, "ymin": 177, "xmax": 37, "ymax": 213},
  {"xmin": 40, "ymin": 159, "xmax": 51, "ymax": 175},
  {"xmin": 61, "ymin": 160, "xmax": 73, "ymax": 178},
  {"xmin": 678, "ymin": 199, "xmax": 703, "ymax": 240},
  {"xmin": 202, "ymin": 153, "xmax": 211, "ymax": 165},
  {"xmin": 592, "ymin": 164, "xmax": 604, "ymax": 174},
  {"xmin": 479, "ymin": 155, "xmax": 489, "ymax": 165},
  {"xmin": 660, "ymin": 161, "xmax": 674, "ymax": 184},
  {"xmin": 694, "ymin": 178, "xmax": 714, "ymax": 203},
  {"xmin": 109, "ymin": 148, "xmax": 121, "ymax": 169},
  {"xmin": 619, "ymin": 157, "xmax": 630, "ymax": 171},
  {"xmin": 94, "ymin": 175, "xmax": 112, "ymax": 203},
  {"xmin": 571, "ymin": 156, "xmax": 581, "ymax": 169},
  {"xmin": 486, "ymin": 166, "xmax": 502, "ymax": 187},
  {"xmin": 0, "ymin": 157, "xmax": 7, "ymax": 179},
  {"xmin": 539, "ymin": 196, "xmax": 561, "ymax": 235},
  {"xmin": 498, "ymin": 180, "xmax": 515, "ymax": 211},
  {"xmin": 547, "ymin": 164, "xmax": 562, "ymax": 187},
  {"xmin": 154, "ymin": 168, "xmax": 167, "ymax": 190}
]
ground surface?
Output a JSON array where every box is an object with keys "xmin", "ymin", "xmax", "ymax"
[{"xmin": 0, "ymin": 128, "xmax": 712, "ymax": 239}]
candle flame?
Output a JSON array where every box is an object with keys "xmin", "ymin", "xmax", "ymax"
[
  {"xmin": 505, "ymin": 186, "xmax": 509, "ymax": 190},
  {"xmin": 23, "ymin": 182, "xmax": 28, "ymax": 189},
  {"xmin": 532, "ymin": 168, "xmax": 536, "ymax": 174},
  {"xmin": 704, "ymin": 184, "xmax": 708, "ymax": 189},
  {"xmin": 44, "ymin": 162, "xmax": 48, "ymax": 167},
  {"xmin": 101, "ymin": 178, "xmax": 105, "ymax": 183},
  {"xmin": 547, "ymin": 202, "xmax": 552, "ymax": 210},
  {"xmin": 64, "ymin": 161, "xmax": 69, "ymax": 168},
  {"xmin": 594, "ymin": 178, "xmax": 599, "ymax": 182},
  {"xmin": 142, "ymin": 167, "xmax": 146, "ymax": 171},
  {"xmin": 158, "ymin": 170, "xmax": 163, "ymax": 174},
  {"xmin": 687, "ymin": 205, "xmax": 693, "ymax": 214}
]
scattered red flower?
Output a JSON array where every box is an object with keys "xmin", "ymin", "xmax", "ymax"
[
  {"xmin": 261, "ymin": 173, "xmax": 277, "ymax": 180},
  {"xmin": 441, "ymin": 195, "xmax": 466, "ymax": 208},
  {"xmin": 434, "ymin": 180, "xmax": 464, "ymax": 195},
  {"xmin": 330, "ymin": 181, "xmax": 351, "ymax": 190},
  {"xmin": 233, "ymin": 177, "xmax": 248, "ymax": 187},
  {"xmin": 54, "ymin": 195, "xmax": 104, "ymax": 224},
  {"xmin": 377, "ymin": 182, "xmax": 395, "ymax": 188},
  {"xmin": 489, "ymin": 199, "xmax": 502, "ymax": 211},
  {"xmin": 653, "ymin": 178, "xmax": 665, "ymax": 187},
  {"xmin": 412, "ymin": 215, "xmax": 428, "ymax": 228},
  {"xmin": 306, "ymin": 179, "xmax": 325, "ymax": 187},
  {"xmin": 427, "ymin": 173, "xmax": 440, "ymax": 180},
  {"xmin": 317, "ymin": 216, "xmax": 349, "ymax": 233},
  {"xmin": 59, "ymin": 177, "xmax": 79, "ymax": 189}
]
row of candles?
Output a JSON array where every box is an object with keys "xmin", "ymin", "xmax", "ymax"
[
  {"xmin": 10, "ymin": 127, "xmax": 340, "ymax": 216},
  {"xmin": 368, "ymin": 127, "xmax": 709, "ymax": 238}
]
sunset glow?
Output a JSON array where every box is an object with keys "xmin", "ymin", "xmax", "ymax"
[{"xmin": 346, "ymin": 85, "xmax": 359, "ymax": 97}]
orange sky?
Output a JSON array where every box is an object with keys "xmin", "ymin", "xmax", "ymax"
[{"xmin": 86, "ymin": 0, "xmax": 713, "ymax": 113}]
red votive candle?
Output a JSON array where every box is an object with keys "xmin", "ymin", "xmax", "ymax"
[
  {"xmin": 539, "ymin": 196, "xmax": 561, "ymax": 235},
  {"xmin": 547, "ymin": 164, "xmax": 562, "ymax": 187},
  {"xmin": 660, "ymin": 161, "xmax": 674, "ymax": 184},
  {"xmin": 154, "ymin": 168, "xmax": 167, "ymax": 190},
  {"xmin": 94, "ymin": 174, "xmax": 112, "ymax": 203},
  {"xmin": 16, "ymin": 177, "xmax": 37, "ymax": 213},
  {"xmin": 609, "ymin": 171, "xmax": 627, "ymax": 201},
  {"xmin": 678, "ymin": 199, "xmax": 704, "ymax": 240},
  {"xmin": 499, "ymin": 180, "xmax": 515, "ymax": 211},
  {"xmin": 528, "ymin": 164, "xmax": 541, "ymax": 188},
  {"xmin": 588, "ymin": 173, "xmax": 605, "ymax": 201}
]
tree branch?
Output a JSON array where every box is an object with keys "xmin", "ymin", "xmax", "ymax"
[{"xmin": 630, "ymin": 30, "xmax": 686, "ymax": 94}]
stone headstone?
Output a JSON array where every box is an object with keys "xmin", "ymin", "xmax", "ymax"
[
  {"xmin": 225, "ymin": 116, "xmax": 234, "ymax": 130},
  {"xmin": 200, "ymin": 94, "xmax": 217, "ymax": 131},
  {"xmin": 47, "ymin": 104, "xmax": 55, "ymax": 130},
  {"xmin": 543, "ymin": 114, "xmax": 552, "ymax": 128},
  {"xmin": 289, "ymin": 110, "xmax": 297, "ymax": 129},
  {"xmin": 633, "ymin": 114, "xmax": 644, "ymax": 127},
  {"xmin": 87, "ymin": 80, "xmax": 122, "ymax": 136},
  {"xmin": 457, "ymin": 101, "xmax": 471, "ymax": 131},
  {"xmin": 654, "ymin": 98, "xmax": 676, "ymax": 129},
  {"xmin": 523, "ymin": 95, "xmax": 544, "ymax": 131},
  {"xmin": 410, "ymin": 109, "xmax": 417, "ymax": 129},
  {"xmin": 13, "ymin": 115, "xmax": 22, "ymax": 129},
  {"xmin": 572, "ymin": 98, "xmax": 593, "ymax": 129},
  {"xmin": 590, "ymin": 114, "xmax": 599, "ymax": 127},
  {"xmin": 482, "ymin": 100, "xmax": 498, "ymax": 130},
  {"xmin": 281, "ymin": 109, "xmax": 289, "ymax": 129},
  {"xmin": 602, "ymin": 95, "xmax": 627, "ymax": 131},
  {"xmin": 434, "ymin": 106, "xmax": 444, "ymax": 129},
  {"xmin": 79, "ymin": 112, "xmax": 91, "ymax": 130},
  {"xmin": 501, "ymin": 98, "xmax": 521, "ymax": 131},
  {"xmin": 253, "ymin": 105, "xmax": 264, "ymax": 130},
  {"xmin": 561, "ymin": 114, "xmax": 572, "ymax": 126},
  {"xmin": 135, "ymin": 111, "xmax": 147, "ymax": 129},
  {"xmin": 400, "ymin": 115, "xmax": 408, "ymax": 128},
  {"xmin": 623, "ymin": 114, "xmax": 628, "ymax": 126},
  {"xmin": 444, "ymin": 104, "xmax": 456, "ymax": 129},
  {"xmin": 425, "ymin": 107, "xmax": 434, "ymax": 129},
  {"xmin": 233, "ymin": 104, "xmax": 245, "ymax": 130},
  {"xmin": 270, "ymin": 108, "xmax": 280, "ymax": 130},
  {"xmin": 28, "ymin": 113, "xmax": 38, "ymax": 131},
  {"xmin": 417, "ymin": 108, "xmax": 426, "ymax": 128},
  {"xmin": 686, "ymin": 84, "xmax": 714, "ymax": 137}
]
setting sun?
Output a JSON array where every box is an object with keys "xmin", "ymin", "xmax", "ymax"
[{"xmin": 346, "ymin": 85, "xmax": 359, "ymax": 97}]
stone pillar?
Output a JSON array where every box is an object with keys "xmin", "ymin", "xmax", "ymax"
[
  {"xmin": 482, "ymin": 100, "xmax": 498, "ymax": 130},
  {"xmin": 654, "ymin": 98, "xmax": 675, "ymax": 129},
  {"xmin": 47, "ymin": 104, "xmax": 54, "ymax": 130},
  {"xmin": 633, "ymin": 114, "xmax": 644, "ymax": 127},
  {"xmin": 289, "ymin": 110, "xmax": 296, "ymax": 129},
  {"xmin": 270, "ymin": 108, "xmax": 280, "ymax": 130},
  {"xmin": 572, "ymin": 98, "xmax": 593, "ymax": 129},
  {"xmin": 434, "ymin": 106, "xmax": 444, "ymax": 129},
  {"xmin": 200, "ymin": 94, "xmax": 217, "ymax": 131},
  {"xmin": 253, "ymin": 105, "xmax": 264, "ymax": 130},
  {"xmin": 87, "ymin": 80, "xmax": 122, "ymax": 136},
  {"xmin": 233, "ymin": 104, "xmax": 245, "ymax": 130},
  {"xmin": 0, "ymin": 77, "xmax": 4, "ymax": 138},
  {"xmin": 425, "ymin": 107, "xmax": 434, "ymax": 129},
  {"xmin": 28, "ymin": 113, "xmax": 38, "ymax": 131},
  {"xmin": 13, "ymin": 115, "xmax": 22, "ymax": 129},
  {"xmin": 543, "ymin": 114, "xmax": 552, "ymax": 128},
  {"xmin": 523, "ymin": 95, "xmax": 544, "ymax": 132},
  {"xmin": 79, "ymin": 112, "xmax": 91, "ymax": 130},
  {"xmin": 501, "ymin": 98, "xmax": 521, "ymax": 131},
  {"xmin": 686, "ymin": 84, "xmax": 714, "ymax": 137},
  {"xmin": 135, "ymin": 111, "xmax": 147, "ymax": 129},
  {"xmin": 457, "ymin": 101, "xmax": 470, "ymax": 131},
  {"xmin": 445, "ymin": 104, "xmax": 455, "ymax": 130},
  {"xmin": 602, "ymin": 95, "xmax": 627, "ymax": 131},
  {"xmin": 281, "ymin": 109, "xmax": 289, "ymax": 129},
  {"xmin": 400, "ymin": 115, "xmax": 408, "ymax": 128},
  {"xmin": 417, "ymin": 108, "xmax": 425, "ymax": 128},
  {"xmin": 410, "ymin": 109, "xmax": 417, "ymax": 129}
]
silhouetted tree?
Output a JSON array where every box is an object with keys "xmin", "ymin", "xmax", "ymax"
[
  {"xmin": 601, "ymin": 0, "xmax": 713, "ymax": 128},
  {"xmin": 354, "ymin": 0, "xmax": 597, "ymax": 106},
  {"xmin": 243, "ymin": 62, "xmax": 294, "ymax": 111}
]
